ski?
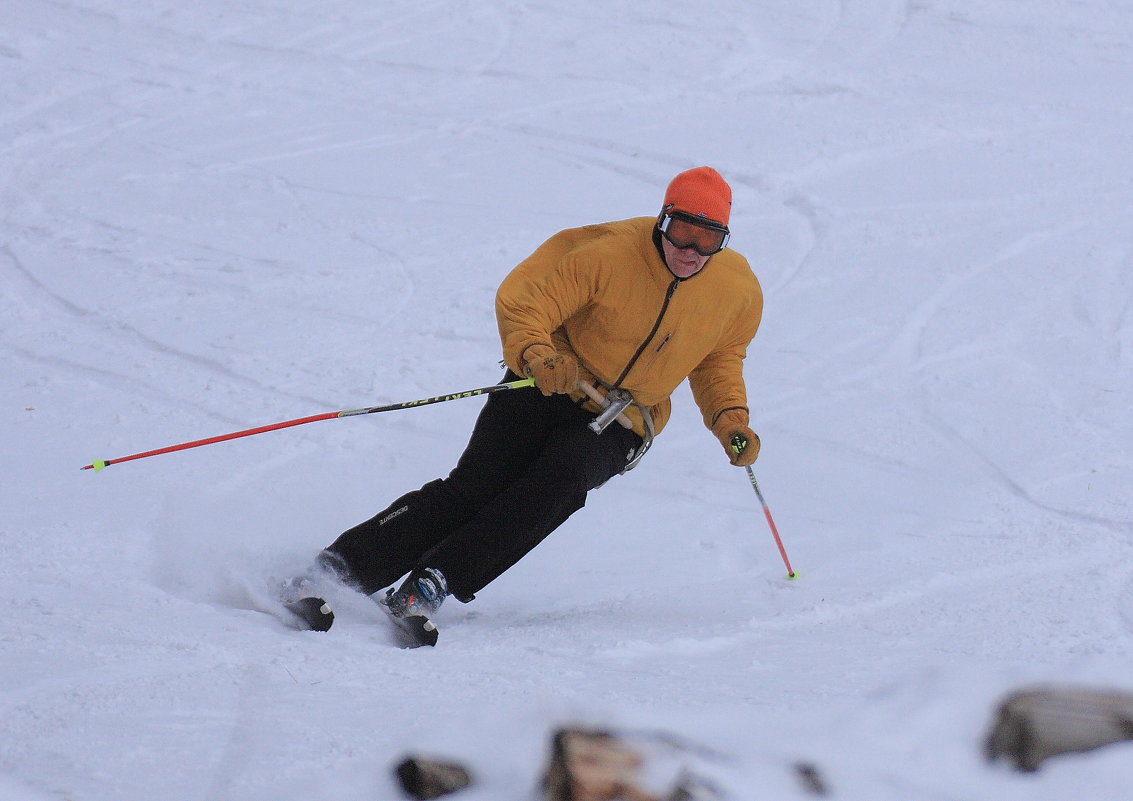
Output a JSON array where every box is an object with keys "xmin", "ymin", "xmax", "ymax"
[
  {"xmin": 384, "ymin": 609, "xmax": 439, "ymax": 648},
  {"xmin": 283, "ymin": 595, "xmax": 335, "ymax": 632},
  {"xmin": 377, "ymin": 574, "xmax": 443, "ymax": 648},
  {"xmin": 279, "ymin": 576, "xmax": 335, "ymax": 631},
  {"xmin": 276, "ymin": 575, "xmax": 437, "ymax": 644}
]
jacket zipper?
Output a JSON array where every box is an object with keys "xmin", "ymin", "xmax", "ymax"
[{"xmin": 614, "ymin": 278, "xmax": 680, "ymax": 388}]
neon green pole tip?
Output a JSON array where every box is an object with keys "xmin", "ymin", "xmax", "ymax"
[
  {"xmin": 92, "ymin": 460, "xmax": 108, "ymax": 472},
  {"xmin": 787, "ymin": 572, "xmax": 800, "ymax": 580}
]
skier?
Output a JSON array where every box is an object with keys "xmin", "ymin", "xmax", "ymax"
[{"xmin": 288, "ymin": 166, "xmax": 763, "ymax": 637}]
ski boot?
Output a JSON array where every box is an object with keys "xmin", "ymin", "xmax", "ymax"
[{"xmin": 381, "ymin": 567, "xmax": 448, "ymax": 618}]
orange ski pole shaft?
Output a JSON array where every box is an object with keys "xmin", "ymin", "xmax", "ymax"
[{"xmin": 82, "ymin": 376, "xmax": 535, "ymax": 472}]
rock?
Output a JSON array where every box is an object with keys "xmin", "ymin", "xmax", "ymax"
[
  {"xmin": 542, "ymin": 727, "xmax": 660, "ymax": 801},
  {"xmin": 984, "ymin": 685, "xmax": 1133, "ymax": 772},
  {"xmin": 394, "ymin": 755, "xmax": 474, "ymax": 800}
]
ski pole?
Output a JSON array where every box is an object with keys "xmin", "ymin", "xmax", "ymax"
[
  {"xmin": 82, "ymin": 376, "xmax": 535, "ymax": 472},
  {"xmin": 744, "ymin": 467, "xmax": 797, "ymax": 579},
  {"xmin": 731, "ymin": 434, "xmax": 797, "ymax": 580}
]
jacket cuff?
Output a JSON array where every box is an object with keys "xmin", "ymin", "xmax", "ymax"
[{"xmin": 709, "ymin": 407, "xmax": 749, "ymax": 435}]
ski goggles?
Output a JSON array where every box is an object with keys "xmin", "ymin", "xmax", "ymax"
[{"xmin": 658, "ymin": 210, "xmax": 730, "ymax": 257}]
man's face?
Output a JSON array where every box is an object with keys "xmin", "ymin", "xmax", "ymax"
[{"xmin": 661, "ymin": 235, "xmax": 711, "ymax": 278}]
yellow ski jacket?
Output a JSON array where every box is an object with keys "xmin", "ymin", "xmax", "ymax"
[{"xmin": 496, "ymin": 217, "xmax": 763, "ymax": 439}]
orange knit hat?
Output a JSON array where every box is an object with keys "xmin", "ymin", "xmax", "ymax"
[{"xmin": 663, "ymin": 167, "xmax": 732, "ymax": 227}]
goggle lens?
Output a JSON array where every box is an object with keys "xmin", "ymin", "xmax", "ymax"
[{"xmin": 659, "ymin": 213, "xmax": 730, "ymax": 256}]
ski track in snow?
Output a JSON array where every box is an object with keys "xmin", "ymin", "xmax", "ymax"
[{"xmin": 3, "ymin": 1, "xmax": 1133, "ymax": 800}]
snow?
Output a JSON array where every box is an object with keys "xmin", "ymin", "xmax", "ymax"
[{"xmin": 3, "ymin": 1, "xmax": 1133, "ymax": 798}]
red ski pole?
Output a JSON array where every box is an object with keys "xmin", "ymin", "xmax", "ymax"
[
  {"xmin": 744, "ymin": 466, "xmax": 798, "ymax": 579},
  {"xmin": 82, "ymin": 376, "xmax": 535, "ymax": 472},
  {"xmin": 730, "ymin": 434, "xmax": 797, "ymax": 579}
]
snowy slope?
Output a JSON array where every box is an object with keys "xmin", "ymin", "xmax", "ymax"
[{"xmin": 3, "ymin": 1, "xmax": 1133, "ymax": 799}]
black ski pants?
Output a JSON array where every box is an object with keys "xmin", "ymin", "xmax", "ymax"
[{"xmin": 323, "ymin": 371, "xmax": 643, "ymax": 602}]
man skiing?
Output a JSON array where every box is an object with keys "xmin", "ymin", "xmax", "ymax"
[{"xmin": 288, "ymin": 166, "xmax": 763, "ymax": 640}]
